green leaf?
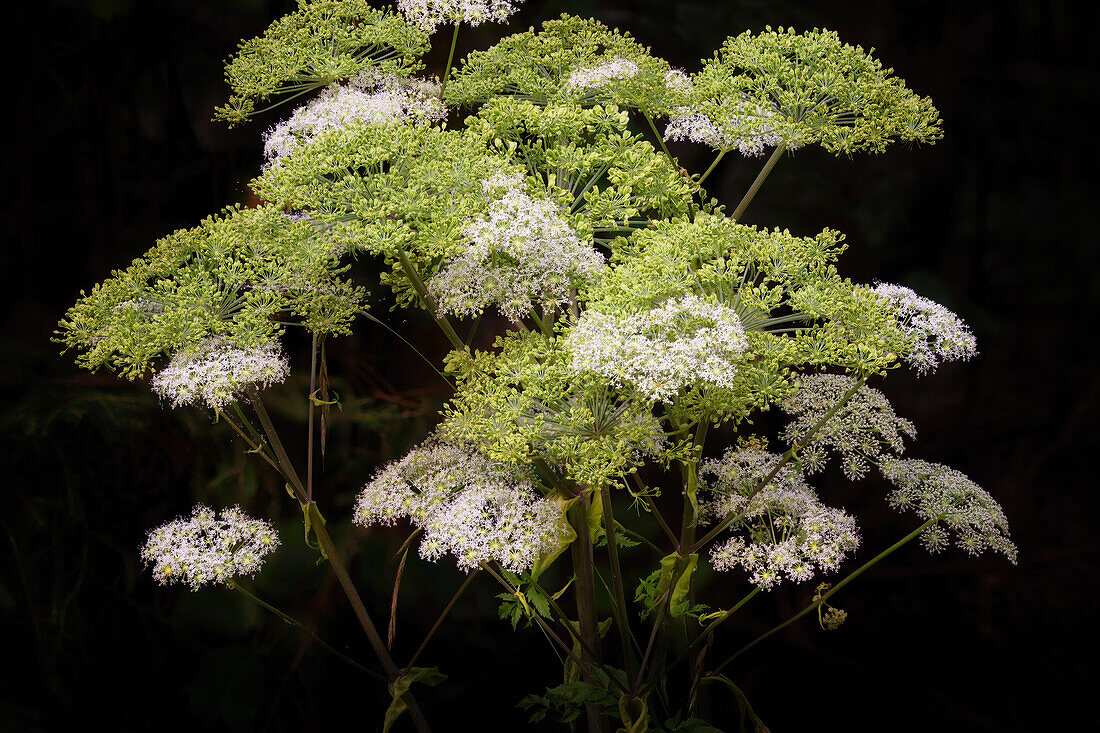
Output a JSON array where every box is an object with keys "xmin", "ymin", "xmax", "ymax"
[
  {"xmin": 670, "ymin": 553, "xmax": 699, "ymax": 618},
  {"xmin": 383, "ymin": 667, "xmax": 447, "ymax": 733}
]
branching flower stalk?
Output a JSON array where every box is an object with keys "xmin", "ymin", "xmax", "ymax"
[{"xmin": 60, "ymin": 5, "xmax": 1013, "ymax": 730}]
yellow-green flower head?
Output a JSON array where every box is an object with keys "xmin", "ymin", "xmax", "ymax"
[
  {"xmin": 465, "ymin": 99, "xmax": 698, "ymax": 228},
  {"xmin": 445, "ymin": 15, "xmax": 675, "ymax": 111},
  {"xmin": 141, "ymin": 505, "xmax": 280, "ymax": 590},
  {"xmin": 440, "ymin": 332, "xmax": 664, "ymax": 487},
  {"xmin": 216, "ymin": 1, "xmax": 430, "ymax": 125},
  {"xmin": 671, "ymin": 27, "xmax": 942, "ymax": 155},
  {"xmin": 56, "ymin": 206, "xmax": 362, "ymax": 379}
]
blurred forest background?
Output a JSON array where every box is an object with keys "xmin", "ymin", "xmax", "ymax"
[{"xmin": 2, "ymin": 0, "xmax": 1096, "ymax": 730}]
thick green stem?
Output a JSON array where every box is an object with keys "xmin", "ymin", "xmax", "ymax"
[
  {"xmin": 306, "ymin": 332, "xmax": 319, "ymax": 501},
  {"xmin": 731, "ymin": 142, "xmax": 788, "ymax": 222},
  {"xmin": 438, "ymin": 25, "xmax": 460, "ymax": 100},
  {"xmin": 600, "ymin": 485, "xmax": 638, "ymax": 692},
  {"xmin": 569, "ymin": 494, "xmax": 607, "ymax": 733},
  {"xmin": 712, "ymin": 518, "xmax": 937, "ymax": 676},
  {"xmin": 228, "ymin": 580, "xmax": 386, "ymax": 682},
  {"xmin": 395, "ymin": 247, "xmax": 465, "ymax": 351},
  {"xmin": 691, "ymin": 376, "xmax": 867, "ymax": 554}
]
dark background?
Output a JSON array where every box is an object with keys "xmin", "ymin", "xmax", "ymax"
[{"xmin": 2, "ymin": 1, "xmax": 1096, "ymax": 730}]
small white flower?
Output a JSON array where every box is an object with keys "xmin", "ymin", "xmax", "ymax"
[
  {"xmin": 140, "ymin": 505, "xmax": 280, "ymax": 590},
  {"xmin": 665, "ymin": 101, "xmax": 783, "ymax": 156},
  {"xmin": 429, "ymin": 176, "xmax": 605, "ymax": 322},
  {"xmin": 263, "ymin": 72, "xmax": 446, "ymax": 165},
  {"xmin": 878, "ymin": 457, "xmax": 1017, "ymax": 562},
  {"xmin": 702, "ymin": 448, "xmax": 860, "ymax": 590},
  {"xmin": 567, "ymin": 294, "xmax": 749, "ymax": 403},
  {"xmin": 873, "ymin": 283, "xmax": 978, "ymax": 375},
  {"xmin": 567, "ymin": 58, "xmax": 640, "ymax": 90},
  {"xmin": 397, "ymin": 0, "xmax": 525, "ymax": 32},
  {"xmin": 354, "ymin": 442, "xmax": 569, "ymax": 573},
  {"xmin": 781, "ymin": 374, "xmax": 916, "ymax": 479},
  {"xmin": 663, "ymin": 69, "xmax": 692, "ymax": 94},
  {"xmin": 151, "ymin": 338, "xmax": 289, "ymax": 410}
]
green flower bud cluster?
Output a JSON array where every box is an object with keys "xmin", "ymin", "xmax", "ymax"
[{"xmin": 216, "ymin": 0, "xmax": 431, "ymax": 125}]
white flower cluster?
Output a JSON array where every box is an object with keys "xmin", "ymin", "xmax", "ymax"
[
  {"xmin": 263, "ymin": 72, "xmax": 445, "ymax": 164},
  {"xmin": 878, "ymin": 457, "xmax": 1017, "ymax": 563},
  {"xmin": 665, "ymin": 101, "xmax": 783, "ymax": 156},
  {"xmin": 354, "ymin": 443, "xmax": 569, "ymax": 573},
  {"xmin": 429, "ymin": 177, "xmax": 605, "ymax": 322},
  {"xmin": 397, "ymin": 0, "xmax": 524, "ymax": 32},
  {"xmin": 567, "ymin": 58, "xmax": 639, "ymax": 90},
  {"xmin": 140, "ymin": 505, "xmax": 280, "ymax": 590},
  {"xmin": 663, "ymin": 69, "xmax": 692, "ymax": 94},
  {"xmin": 873, "ymin": 283, "xmax": 978, "ymax": 375},
  {"xmin": 698, "ymin": 447, "xmax": 808, "ymax": 519},
  {"xmin": 568, "ymin": 294, "xmax": 749, "ymax": 403},
  {"xmin": 781, "ymin": 374, "xmax": 916, "ymax": 480},
  {"xmin": 151, "ymin": 338, "xmax": 289, "ymax": 410},
  {"xmin": 702, "ymin": 448, "xmax": 860, "ymax": 590}
]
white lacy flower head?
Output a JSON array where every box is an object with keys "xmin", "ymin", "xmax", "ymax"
[
  {"xmin": 701, "ymin": 448, "xmax": 860, "ymax": 590},
  {"xmin": 781, "ymin": 374, "xmax": 916, "ymax": 479},
  {"xmin": 263, "ymin": 72, "xmax": 446, "ymax": 164},
  {"xmin": 418, "ymin": 484, "xmax": 567, "ymax": 573},
  {"xmin": 698, "ymin": 447, "xmax": 808, "ymax": 519},
  {"xmin": 354, "ymin": 442, "xmax": 569, "ymax": 573},
  {"xmin": 878, "ymin": 457, "xmax": 1017, "ymax": 563},
  {"xmin": 567, "ymin": 58, "xmax": 640, "ymax": 90},
  {"xmin": 397, "ymin": 0, "xmax": 524, "ymax": 32},
  {"xmin": 663, "ymin": 69, "xmax": 692, "ymax": 94},
  {"xmin": 567, "ymin": 294, "xmax": 749, "ymax": 403},
  {"xmin": 140, "ymin": 505, "xmax": 280, "ymax": 589},
  {"xmin": 873, "ymin": 283, "xmax": 978, "ymax": 375},
  {"xmin": 151, "ymin": 338, "xmax": 289, "ymax": 410},
  {"xmin": 665, "ymin": 100, "xmax": 783, "ymax": 157},
  {"xmin": 429, "ymin": 175, "xmax": 605, "ymax": 322}
]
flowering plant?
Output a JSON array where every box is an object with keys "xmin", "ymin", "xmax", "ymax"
[{"xmin": 57, "ymin": 1, "xmax": 1014, "ymax": 729}]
